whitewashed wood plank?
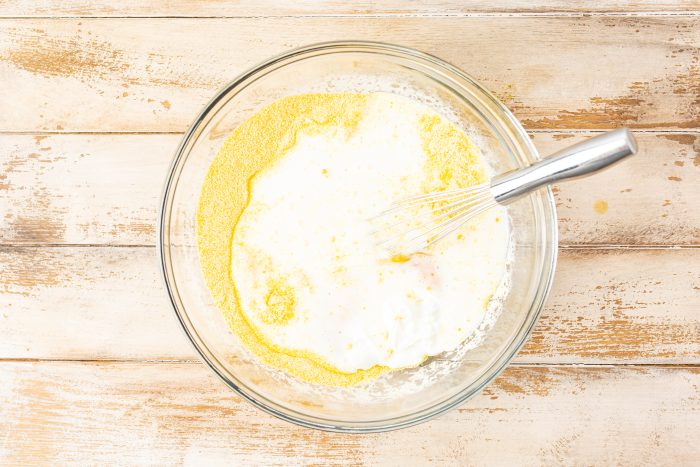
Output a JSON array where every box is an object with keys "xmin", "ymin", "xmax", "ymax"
[
  {"xmin": 1, "ymin": 132, "xmax": 697, "ymax": 246},
  {"xmin": 1, "ymin": 247, "xmax": 697, "ymax": 363},
  {"xmin": 0, "ymin": 133, "xmax": 169, "ymax": 244},
  {"xmin": 522, "ymin": 248, "xmax": 700, "ymax": 363},
  {"xmin": 536, "ymin": 132, "xmax": 700, "ymax": 246},
  {"xmin": 0, "ymin": 362, "xmax": 698, "ymax": 465},
  {"xmin": 1, "ymin": 0, "xmax": 699, "ymax": 17},
  {"xmin": 0, "ymin": 246, "xmax": 195, "ymax": 360},
  {"xmin": 0, "ymin": 17, "xmax": 697, "ymax": 132}
]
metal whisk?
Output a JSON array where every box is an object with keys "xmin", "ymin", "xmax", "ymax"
[{"xmin": 374, "ymin": 128, "xmax": 638, "ymax": 255}]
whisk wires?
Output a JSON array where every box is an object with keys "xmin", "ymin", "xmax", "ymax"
[{"xmin": 371, "ymin": 183, "xmax": 497, "ymax": 255}]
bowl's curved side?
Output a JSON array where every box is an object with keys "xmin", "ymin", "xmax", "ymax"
[{"xmin": 158, "ymin": 41, "xmax": 559, "ymax": 433}]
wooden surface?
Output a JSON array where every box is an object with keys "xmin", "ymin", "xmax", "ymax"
[{"xmin": 0, "ymin": 1, "xmax": 698, "ymax": 465}]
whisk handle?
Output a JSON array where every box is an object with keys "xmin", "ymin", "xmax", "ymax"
[{"xmin": 490, "ymin": 128, "xmax": 637, "ymax": 204}]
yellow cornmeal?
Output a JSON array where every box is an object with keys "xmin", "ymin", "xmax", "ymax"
[
  {"xmin": 419, "ymin": 114, "xmax": 486, "ymax": 192},
  {"xmin": 196, "ymin": 93, "xmax": 486, "ymax": 387},
  {"xmin": 261, "ymin": 277, "xmax": 296, "ymax": 325}
]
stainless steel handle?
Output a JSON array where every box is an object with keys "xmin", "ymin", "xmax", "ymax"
[{"xmin": 490, "ymin": 128, "xmax": 638, "ymax": 204}]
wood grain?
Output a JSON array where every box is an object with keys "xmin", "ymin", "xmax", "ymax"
[
  {"xmin": 523, "ymin": 248, "xmax": 700, "ymax": 363},
  {"xmin": 0, "ymin": 133, "xmax": 168, "ymax": 245},
  {"xmin": 2, "ymin": 0, "xmax": 700, "ymax": 17},
  {"xmin": 0, "ymin": 246, "xmax": 194, "ymax": 361},
  {"xmin": 0, "ymin": 5, "xmax": 698, "ymax": 462},
  {"xmin": 0, "ymin": 17, "xmax": 697, "ymax": 132},
  {"xmin": 1, "ymin": 246, "xmax": 697, "ymax": 363},
  {"xmin": 1, "ymin": 362, "xmax": 698, "ymax": 465},
  {"xmin": 538, "ymin": 132, "xmax": 700, "ymax": 246},
  {"xmin": 1, "ymin": 132, "xmax": 697, "ymax": 246}
]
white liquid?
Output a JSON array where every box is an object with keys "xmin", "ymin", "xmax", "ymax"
[{"xmin": 231, "ymin": 94, "xmax": 511, "ymax": 373}]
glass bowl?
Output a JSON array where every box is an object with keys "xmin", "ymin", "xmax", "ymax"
[{"xmin": 158, "ymin": 41, "xmax": 557, "ymax": 432}]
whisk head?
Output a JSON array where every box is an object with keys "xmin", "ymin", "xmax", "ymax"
[{"xmin": 370, "ymin": 183, "xmax": 498, "ymax": 256}]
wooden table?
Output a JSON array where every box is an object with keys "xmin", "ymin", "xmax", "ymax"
[{"xmin": 1, "ymin": 1, "xmax": 699, "ymax": 464}]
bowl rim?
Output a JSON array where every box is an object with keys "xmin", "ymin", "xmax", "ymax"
[{"xmin": 158, "ymin": 40, "xmax": 558, "ymax": 433}]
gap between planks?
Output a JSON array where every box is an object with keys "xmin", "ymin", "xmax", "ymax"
[
  {"xmin": 2, "ymin": 0, "xmax": 700, "ymax": 18},
  {"xmin": 0, "ymin": 243, "xmax": 697, "ymax": 249},
  {"xmin": 0, "ymin": 129, "xmax": 697, "ymax": 135},
  {"xmin": 0, "ymin": 358, "xmax": 698, "ymax": 368},
  {"xmin": 1, "ymin": 12, "xmax": 700, "ymax": 19}
]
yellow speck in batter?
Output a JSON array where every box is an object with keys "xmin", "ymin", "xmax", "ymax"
[
  {"xmin": 390, "ymin": 253, "xmax": 411, "ymax": 263},
  {"xmin": 261, "ymin": 277, "xmax": 295, "ymax": 325}
]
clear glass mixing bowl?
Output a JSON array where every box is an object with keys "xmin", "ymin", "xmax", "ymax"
[{"xmin": 158, "ymin": 41, "xmax": 557, "ymax": 432}]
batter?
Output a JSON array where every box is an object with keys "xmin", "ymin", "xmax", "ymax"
[{"xmin": 197, "ymin": 93, "xmax": 510, "ymax": 386}]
